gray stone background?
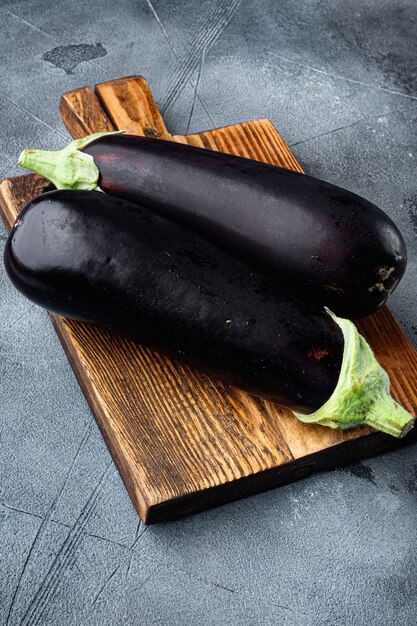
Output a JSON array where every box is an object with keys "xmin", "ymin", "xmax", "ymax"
[{"xmin": 1, "ymin": 1, "xmax": 416, "ymax": 624}]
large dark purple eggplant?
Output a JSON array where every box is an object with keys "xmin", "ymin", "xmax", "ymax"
[
  {"xmin": 4, "ymin": 190, "xmax": 413, "ymax": 437},
  {"xmin": 19, "ymin": 132, "xmax": 407, "ymax": 319}
]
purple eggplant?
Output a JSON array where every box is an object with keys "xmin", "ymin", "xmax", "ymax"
[{"xmin": 19, "ymin": 132, "xmax": 407, "ymax": 319}]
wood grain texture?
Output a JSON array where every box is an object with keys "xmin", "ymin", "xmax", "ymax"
[
  {"xmin": 95, "ymin": 76, "xmax": 170, "ymax": 139},
  {"xmin": 1, "ymin": 75, "xmax": 416, "ymax": 524},
  {"xmin": 0, "ymin": 174, "xmax": 50, "ymax": 228},
  {"xmin": 60, "ymin": 86, "xmax": 115, "ymax": 139}
]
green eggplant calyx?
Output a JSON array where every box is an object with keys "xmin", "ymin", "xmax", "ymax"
[
  {"xmin": 18, "ymin": 131, "xmax": 126, "ymax": 191},
  {"xmin": 294, "ymin": 309, "xmax": 414, "ymax": 438}
]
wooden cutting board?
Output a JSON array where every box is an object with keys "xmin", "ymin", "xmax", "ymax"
[{"xmin": 1, "ymin": 76, "xmax": 416, "ymax": 524}]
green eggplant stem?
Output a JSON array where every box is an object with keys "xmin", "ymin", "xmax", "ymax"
[
  {"xmin": 295, "ymin": 309, "xmax": 414, "ymax": 438},
  {"xmin": 18, "ymin": 131, "xmax": 125, "ymax": 191}
]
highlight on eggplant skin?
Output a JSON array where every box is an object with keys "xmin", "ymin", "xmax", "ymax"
[{"xmin": 18, "ymin": 132, "xmax": 407, "ymax": 319}]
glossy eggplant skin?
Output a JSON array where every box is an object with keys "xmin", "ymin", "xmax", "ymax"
[
  {"xmin": 4, "ymin": 190, "xmax": 344, "ymax": 414},
  {"xmin": 84, "ymin": 135, "xmax": 407, "ymax": 319}
]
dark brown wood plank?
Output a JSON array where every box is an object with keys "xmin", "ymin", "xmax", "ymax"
[
  {"xmin": 1, "ymin": 75, "xmax": 416, "ymax": 524},
  {"xmin": 0, "ymin": 174, "xmax": 50, "ymax": 230}
]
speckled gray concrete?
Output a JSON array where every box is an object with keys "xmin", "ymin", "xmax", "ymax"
[{"xmin": 1, "ymin": 1, "xmax": 416, "ymax": 624}]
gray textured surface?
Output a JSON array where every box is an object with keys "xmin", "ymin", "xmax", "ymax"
[{"xmin": 1, "ymin": 1, "xmax": 416, "ymax": 624}]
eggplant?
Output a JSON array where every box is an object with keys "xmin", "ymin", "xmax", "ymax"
[
  {"xmin": 19, "ymin": 131, "xmax": 407, "ymax": 319},
  {"xmin": 4, "ymin": 190, "xmax": 413, "ymax": 437}
]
